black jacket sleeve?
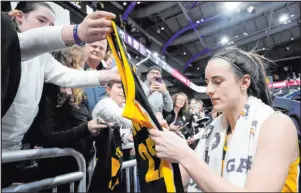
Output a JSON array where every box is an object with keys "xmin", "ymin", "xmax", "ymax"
[
  {"xmin": 38, "ymin": 85, "xmax": 92, "ymax": 145},
  {"xmin": 1, "ymin": 13, "xmax": 21, "ymax": 117}
]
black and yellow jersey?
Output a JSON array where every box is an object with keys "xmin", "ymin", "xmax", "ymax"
[{"xmin": 107, "ymin": 21, "xmax": 184, "ymax": 193}]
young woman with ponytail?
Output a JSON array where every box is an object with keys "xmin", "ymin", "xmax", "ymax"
[{"xmin": 149, "ymin": 47, "xmax": 299, "ymax": 192}]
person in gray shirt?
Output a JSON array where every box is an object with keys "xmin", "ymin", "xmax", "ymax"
[{"xmin": 141, "ymin": 66, "xmax": 173, "ymax": 114}]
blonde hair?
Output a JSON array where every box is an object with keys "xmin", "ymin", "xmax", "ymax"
[
  {"xmin": 52, "ymin": 46, "xmax": 85, "ymax": 107},
  {"xmin": 196, "ymin": 100, "xmax": 203, "ymax": 106},
  {"xmin": 104, "ymin": 50, "xmax": 113, "ymax": 61},
  {"xmin": 172, "ymin": 92, "xmax": 189, "ymax": 112}
]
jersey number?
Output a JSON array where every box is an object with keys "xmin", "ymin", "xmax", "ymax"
[{"xmin": 138, "ymin": 138, "xmax": 163, "ymax": 182}]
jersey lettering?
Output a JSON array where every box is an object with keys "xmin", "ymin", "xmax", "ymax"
[{"xmin": 226, "ymin": 156, "xmax": 252, "ymax": 173}]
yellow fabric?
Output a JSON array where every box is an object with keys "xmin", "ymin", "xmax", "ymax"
[
  {"xmin": 114, "ymin": 178, "xmax": 120, "ymax": 189},
  {"xmin": 281, "ymin": 145, "xmax": 300, "ymax": 193},
  {"xmin": 107, "ymin": 21, "xmax": 176, "ymax": 192},
  {"xmin": 221, "ymin": 132, "xmax": 228, "ymax": 176},
  {"xmin": 115, "ymin": 147, "xmax": 123, "ymax": 158},
  {"xmin": 111, "ymin": 157, "xmax": 121, "ymax": 177},
  {"xmin": 108, "ymin": 146, "xmax": 122, "ymax": 190},
  {"xmin": 107, "ymin": 30, "xmax": 152, "ymax": 129},
  {"xmin": 108, "ymin": 179, "xmax": 111, "ymax": 189},
  {"xmin": 161, "ymin": 155, "xmax": 175, "ymax": 192},
  {"xmin": 108, "ymin": 178, "xmax": 120, "ymax": 190}
]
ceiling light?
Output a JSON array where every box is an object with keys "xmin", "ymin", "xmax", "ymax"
[
  {"xmin": 262, "ymin": 47, "xmax": 265, "ymax": 50},
  {"xmin": 221, "ymin": 36, "xmax": 229, "ymax": 45},
  {"xmin": 279, "ymin": 14, "xmax": 289, "ymax": 24},
  {"xmin": 196, "ymin": 20, "xmax": 200, "ymax": 24},
  {"xmin": 200, "ymin": 19, "xmax": 204, "ymax": 22},
  {"xmin": 247, "ymin": 5, "xmax": 256, "ymax": 14},
  {"xmin": 243, "ymin": 32, "xmax": 248, "ymax": 36},
  {"xmin": 234, "ymin": 35, "xmax": 238, "ymax": 38},
  {"xmin": 224, "ymin": 2, "xmax": 241, "ymax": 11},
  {"xmin": 290, "ymin": 14, "xmax": 295, "ymax": 17},
  {"xmin": 157, "ymin": 29, "xmax": 160, "ymax": 34},
  {"xmin": 291, "ymin": 37, "xmax": 294, "ymax": 40},
  {"xmin": 183, "ymin": 52, "xmax": 186, "ymax": 55},
  {"xmin": 197, "ymin": 67, "xmax": 200, "ymax": 70},
  {"xmin": 161, "ymin": 27, "xmax": 164, "ymax": 30},
  {"xmin": 71, "ymin": 2, "xmax": 81, "ymax": 9},
  {"xmin": 231, "ymin": 41, "xmax": 234, "ymax": 44},
  {"xmin": 286, "ymin": 47, "xmax": 289, "ymax": 50},
  {"xmin": 123, "ymin": 2, "xmax": 127, "ymax": 6},
  {"xmin": 288, "ymin": 20, "xmax": 291, "ymax": 23},
  {"xmin": 137, "ymin": 2, "xmax": 140, "ymax": 4}
]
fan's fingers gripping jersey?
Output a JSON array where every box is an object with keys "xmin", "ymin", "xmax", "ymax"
[{"xmin": 107, "ymin": 20, "xmax": 184, "ymax": 193}]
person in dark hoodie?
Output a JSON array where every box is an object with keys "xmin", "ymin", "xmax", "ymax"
[{"xmin": 25, "ymin": 46, "xmax": 110, "ymax": 192}]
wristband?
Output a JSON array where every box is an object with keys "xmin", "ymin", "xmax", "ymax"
[{"xmin": 73, "ymin": 24, "xmax": 86, "ymax": 46}]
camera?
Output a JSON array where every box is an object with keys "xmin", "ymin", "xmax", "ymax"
[{"xmin": 155, "ymin": 77, "xmax": 163, "ymax": 83}]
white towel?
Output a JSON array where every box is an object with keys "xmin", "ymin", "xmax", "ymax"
[{"xmin": 188, "ymin": 96, "xmax": 275, "ymax": 192}]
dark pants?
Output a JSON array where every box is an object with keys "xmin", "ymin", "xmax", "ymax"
[
  {"xmin": 38, "ymin": 156, "xmax": 84, "ymax": 192},
  {"xmin": 2, "ymin": 162, "xmax": 22, "ymax": 188},
  {"xmin": 2, "ymin": 161, "xmax": 39, "ymax": 188}
]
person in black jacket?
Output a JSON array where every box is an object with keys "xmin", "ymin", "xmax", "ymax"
[
  {"xmin": 163, "ymin": 92, "xmax": 192, "ymax": 139},
  {"xmin": 1, "ymin": 12, "xmax": 21, "ymax": 118},
  {"xmin": 23, "ymin": 46, "xmax": 109, "ymax": 191},
  {"xmin": 1, "ymin": 12, "xmax": 23, "ymax": 187}
]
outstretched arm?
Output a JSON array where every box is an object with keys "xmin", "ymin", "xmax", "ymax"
[
  {"xmin": 19, "ymin": 26, "xmax": 67, "ymax": 61},
  {"xmin": 44, "ymin": 53, "xmax": 120, "ymax": 88},
  {"xmin": 18, "ymin": 11, "xmax": 115, "ymax": 61}
]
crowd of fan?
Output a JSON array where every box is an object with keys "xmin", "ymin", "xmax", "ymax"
[{"xmin": 2, "ymin": 2, "xmax": 217, "ymax": 192}]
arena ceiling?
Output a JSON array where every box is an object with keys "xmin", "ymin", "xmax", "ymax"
[
  {"xmin": 5, "ymin": 1, "xmax": 298, "ymax": 100},
  {"xmin": 110, "ymin": 1, "xmax": 300, "ymax": 99}
]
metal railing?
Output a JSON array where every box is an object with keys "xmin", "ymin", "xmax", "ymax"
[
  {"xmin": 121, "ymin": 159, "xmax": 138, "ymax": 192},
  {"xmin": 2, "ymin": 148, "xmax": 86, "ymax": 192},
  {"xmin": 2, "ymin": 147, "xmax": 140, "ymax": 192}
]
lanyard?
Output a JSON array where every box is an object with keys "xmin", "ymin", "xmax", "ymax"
[{"xmin": 221, "ymin": 126, "xmax": 231, "ymax": 176}]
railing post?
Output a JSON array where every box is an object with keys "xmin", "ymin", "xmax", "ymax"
[
  {"xmin": 2, "ymin": 148, "xmax": 86, "ymax": 192},
  {"xmin": 120, "ymin": 159, "xmax": 137, "ymax": 193},
  {"xmin": 133, "ymin": 165, "xmax": 138, "ymax": 192},
  {"xmin": 126, "ymin": 168, "xmax": 131, "ymax": 192},
  {"xmin": 2, "ymin": 148, "xmax": 141, "ymax": 193}
]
